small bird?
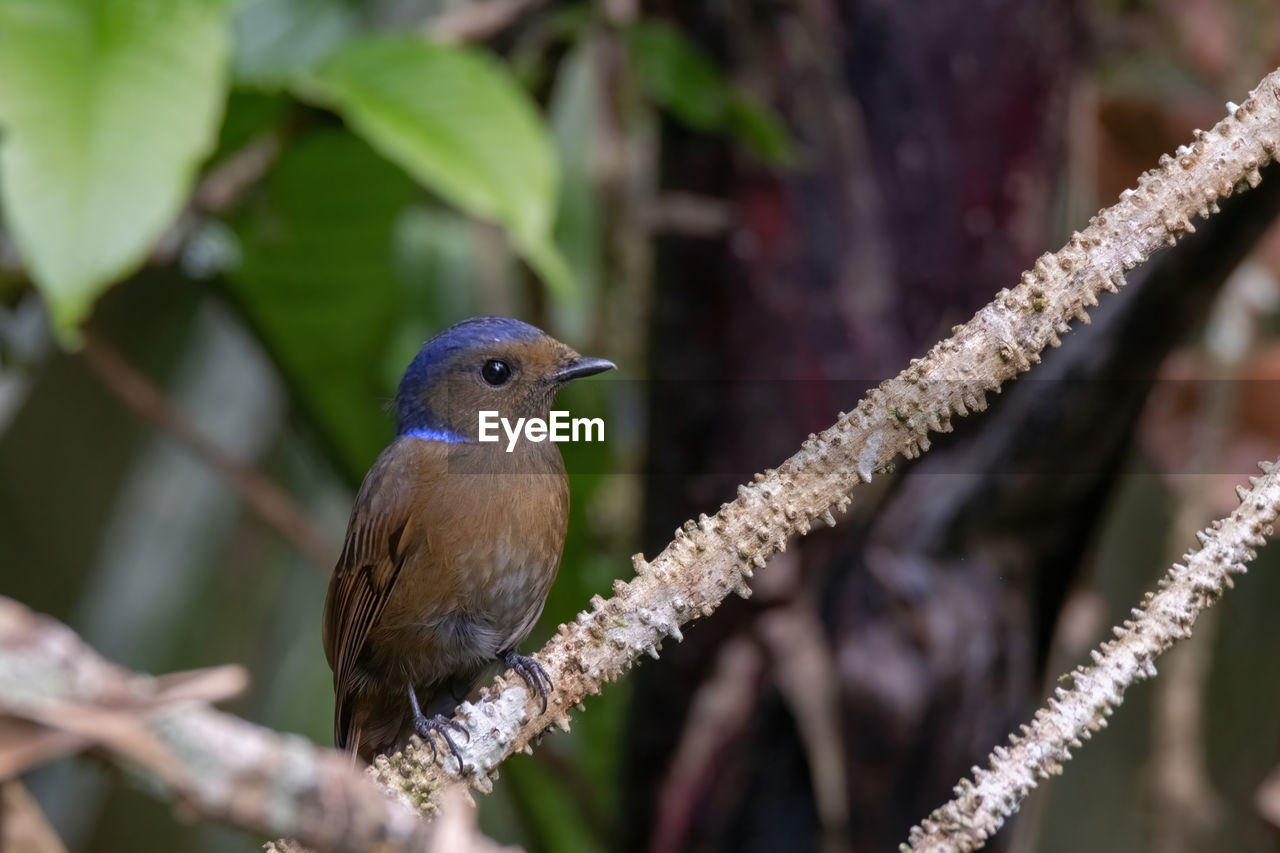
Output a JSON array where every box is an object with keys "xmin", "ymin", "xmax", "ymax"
[{"xmin": 323, "ymin": 317, "xmax": 614, "ymax": 763}]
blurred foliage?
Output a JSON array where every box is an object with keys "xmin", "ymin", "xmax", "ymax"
[
  {"xmin": 627, "ymin": 21, "xmax": 793, "ymax": 165},
  {"xmin": 5, "ymin": 0, "xmax": 1276, "ymax": 852},
  {"xmin": 0, "ymin": 0, "xmax": 786, "ymax": 339},
  {"xmin": 231, "ymin": 0, "xmax": 357, "ymax": 88},
  {"xmin": 548, "ymin": 36, "xmax": 604, "ymax": 341},
  {"xmin": 0, "ymin": 0, "xmax": 232, "ymax": 335},
  {"xmin": 303, "ymin": 36, "xmax": 574, "ymax": 296},
  {"xmin": 0, "ymin": 1, "xmax": 787, "ymax": 851},
  {"xmin": 227, "ymin": 129, "xmax": 412, "ymax": 482}
]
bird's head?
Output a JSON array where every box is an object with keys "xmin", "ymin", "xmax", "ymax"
[{"xmin": 395, "ymin": 317, "xmax": 614, "ymax": 441}]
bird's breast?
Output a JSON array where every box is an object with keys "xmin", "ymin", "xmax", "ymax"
[{"xmin": 372, "ymin": 438, "xmax": 568, "ymax": 674}]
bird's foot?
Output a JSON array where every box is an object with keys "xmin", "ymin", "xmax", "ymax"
[
  {"xmin": 407, "ymin": 684, "xmax": 469, "ymax": 768},
  {"xmin": 501, "ymin": 649, "xmax": 552, "ymax": 713}
]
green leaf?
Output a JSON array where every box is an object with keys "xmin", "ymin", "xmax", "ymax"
[
  {"xmin": 627, "ymin": 21, "xmax": 793, "ymax": 165},
  {"xmin": 0, "ymin": 0, "xmax": 232, "ymax": 335},
  {"xmin": 227, "ymin": 130, "xmax": 416, "ymax": 483},
  {"xmin": 627, "ymin": 21, "xmax": 730, "ymax": 131},
  {"xmin": 302, "ymin": 37, "xmax": 571, "ymax": 297}
]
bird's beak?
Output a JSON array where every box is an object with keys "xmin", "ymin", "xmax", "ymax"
[{"xmin": 553, "ymin": 356, "xmax": 616, "ymax": 383}]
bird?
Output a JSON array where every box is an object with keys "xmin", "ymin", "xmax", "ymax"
[{"xmin": 322, "ymin": 316, "xmax": 615, "ymax": 763}]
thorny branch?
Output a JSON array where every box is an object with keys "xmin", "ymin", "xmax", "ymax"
[
  {"xmin": 903, "ymin": 459, "xmax": 1280, "ymax": 852},
  {"xmin": 319, "ymin": 68, "xmax": 1280, "ymax": 828}
]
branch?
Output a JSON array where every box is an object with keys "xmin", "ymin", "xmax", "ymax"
[
  {"xmin": 353, "ymin": 68, "xmax": 1280, "ymax": 814},
  {"xmin": 0, "ymin": 597, "xmax": 449, "ymax": 853},
  {"xmin": 1, "ymin": 781, "xmax": 66, "ymax": 853},
  {"xmin": 192, "ymin": 131, "xmax": 285, "ymax": 215},
  {"xmin": 79, "ymin": 326, "xmax": 337, "ymax": 571},
  {"xmin": 425, "ymin": 0, "xmax": 547, "ymax": 43},
  {"xmin": 152, "ymin": 129, "xmax": 286, "ymax": 267},
  {"xmin": 902, "ymin": 458, "xmax": 1280, "ymax": 851}
]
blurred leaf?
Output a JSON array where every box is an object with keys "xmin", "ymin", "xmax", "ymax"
[
  {"xmin": 627, "ymin": 21, "xmax": 793, "ymax": 165},
  {"xmin": 227, "ymin": 130, "xmax": 415, "ymax": 483},
  {"xmin": 231, "ymin": 0, "xmax": 358, "ymax": 90},
  {"xmin": 627, "ymin": 21, "xmax": 728, "ymax": 131},
  {"xmin": 0, "ymin": 0, "xmax": 232, "ymax": 336},
  {"xmin": 213, "ymin": 91, "xmax": 291, "ymax": 160},
  {"xmin": 301, "ymin": 37, "xmax": 572, "ymax": 297},
  {"xmin": 388, "ymin": 205, "xmax": 476, "ymax": 385},
  {"xmin": 725, "ymin": 96, "xmax": 794, "ymax": 165},
  {"xmin": 507, "ymin": 4, "xmax": 592, "ymax": 92},
  {"xmin": 548, "ymin": 37, "xmax": 600, "ymax": 340}
]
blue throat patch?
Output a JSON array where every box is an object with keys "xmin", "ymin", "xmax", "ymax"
[{"xmin": 404, "ymin": 426, "xmax": 470, "ymax": 444}]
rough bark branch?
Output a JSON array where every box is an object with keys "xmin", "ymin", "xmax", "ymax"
[
  {"xmin": 349, "ymin": 66, "xmax": 1280, "ymax": 820},
  {"xmin": 0, "ymin": 597, "xmax": 437, "ymax": 853},
  {"xmin": 903, "ymin": 457, "xmax": 1280, "ymax": 852}
]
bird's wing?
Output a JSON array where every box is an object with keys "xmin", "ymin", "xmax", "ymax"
[{"xmin": 322, "ymin": 447, "xmax": 418, "ymax": 749}]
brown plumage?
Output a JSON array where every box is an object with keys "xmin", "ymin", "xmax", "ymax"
[{"xmin": 322, "ymin": 317, "xmax": 613, "ymax": 762}]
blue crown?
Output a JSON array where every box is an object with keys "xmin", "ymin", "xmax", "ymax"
[{"xmin": 395, "ymin": 317, "xmax": 545, "ymax": 435}]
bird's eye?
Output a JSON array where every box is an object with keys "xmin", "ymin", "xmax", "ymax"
[{"xmin": 481, "ymin": 359, "xmax": 512, "ymax": 386}]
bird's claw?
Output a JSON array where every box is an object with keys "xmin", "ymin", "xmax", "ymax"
[
  {"xmin": 407, "ymin": 684, "xmax": 469, "ymax": 769},
  {"xmin": 502, "ymin": 650, "xmax": 553, "ymax": 713}
]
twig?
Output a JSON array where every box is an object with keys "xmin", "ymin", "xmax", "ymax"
[
  {"xmin": 193, "ymin": 131, "xmax": 285, "ymax": 214},
  {"xmin": 1150, "ymin": 609, "xmax": 1222, "ymax": 850},
  {"xmin": 152, "ymin": 130, "xmax": 286, "ymax": 267},
  {"xmin": 0, "ymin": 781, "xmax": 67, "ymax": 853},
  {"xmin": 1255, "ymin": 761, "xmax": 1280, "ymax": 827},
  {"xmin": 426, "ymin": 0, "xmax": 547, "ymax": 43},
  {"xmin": 651, "ymin": 635, "xmax": 764, "ymax": 853},
  {"xmin": 1147, "ymin": 282, "xmax": 1256, "ymax": 851},
  {"xmin": 0, "ymin": 597, "xmax": 434, "ymax": 853},
  {"xmin": 902, "ymin": 457, "xmax": 1280, "ymax": 852},
  {"xmin": 79, "ymin": 327, "xmax": 336, "ymax": 571},
  {"xmin": 272, "ymin": 788, "xmax": 521, "ymax": 853},
  {"xmin": 758, "ymin": 604, "xmax": 850, "ymax": 850},
  {"xmin": 346, "ymin": 66, "xmax": 1280, "ymax": 819},
  {"xmin": 641, "ymin": 193, "xmax": 735, "ymax": 236}
]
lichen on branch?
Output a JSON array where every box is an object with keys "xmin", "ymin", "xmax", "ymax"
[{"xmin": 0, "ymin": 597, "xmax": 432, "ymax": 853}]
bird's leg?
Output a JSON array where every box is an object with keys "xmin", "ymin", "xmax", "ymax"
[
  {"xmin": 406, "ymin": 682, "xmax": 469, "ymax": 768},
  {"xmin": 500, "ymin": 649, "xmax": 552, "ymax": 713}
]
